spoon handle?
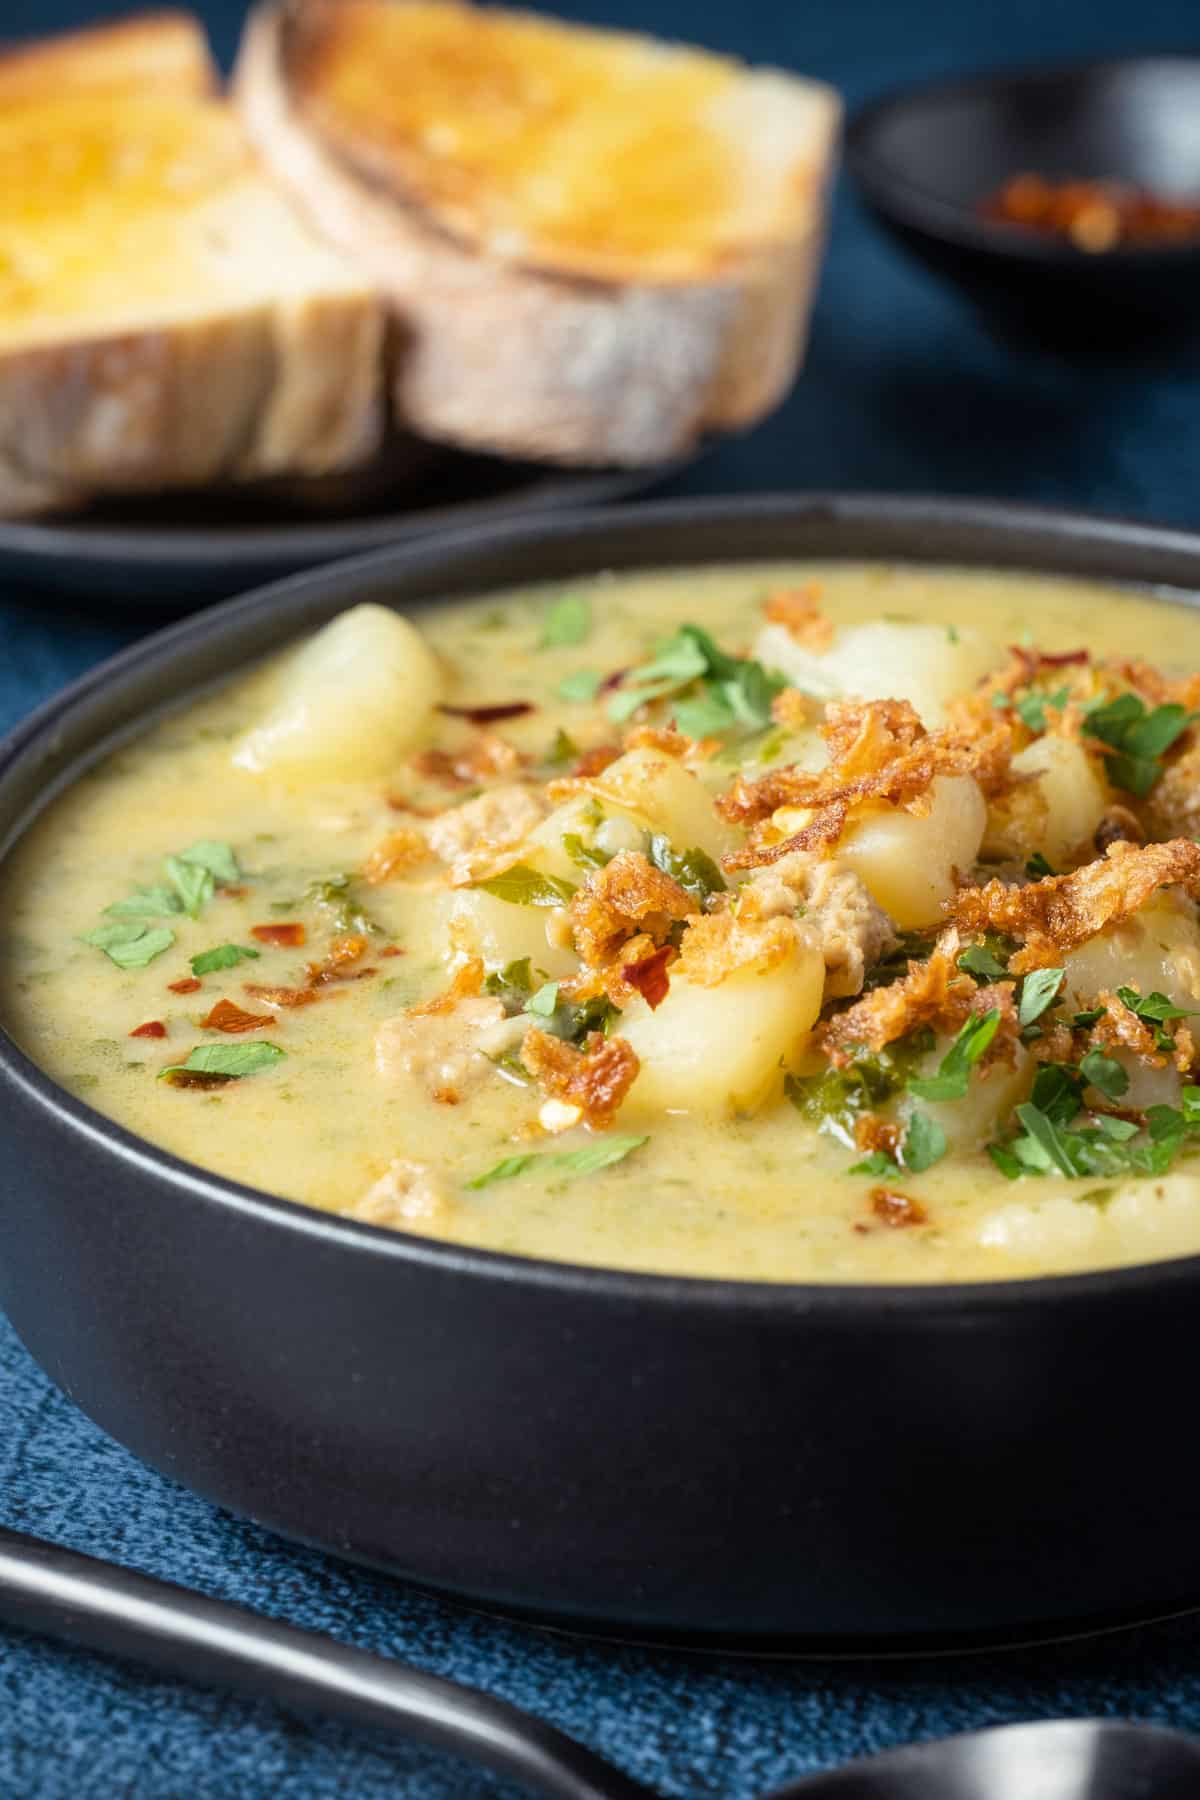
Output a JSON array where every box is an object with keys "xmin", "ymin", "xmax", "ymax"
[{"xmin": 0, "ymin": 1525, "xmax": 656, "ymax": 1800}]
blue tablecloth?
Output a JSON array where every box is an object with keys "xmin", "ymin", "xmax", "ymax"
[{"xmin": 6, "ymin": 0, "xmax": 1200, "ymax": 1792}]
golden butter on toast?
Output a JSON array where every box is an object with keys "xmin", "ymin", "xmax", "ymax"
[
  {"xmin": 0, "ymin": 10, "xmax": 215, "ymax": 105},
  {"xmin": 287, "ymin": 0, "xmax": 830, "ymax": 282}
]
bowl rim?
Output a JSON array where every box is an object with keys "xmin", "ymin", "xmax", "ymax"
[
  {"xmin": 846, "ymin": 51, "xmax": 1200, "ymax": 267},
  {"xmin": 7, "ymin": 487, "xmax": 1200, "ymax": 1319}
]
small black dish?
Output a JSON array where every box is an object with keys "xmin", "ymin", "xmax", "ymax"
[{"xmin": 847, "ymin": 55, "xmax": 1200, "ymax": 355}]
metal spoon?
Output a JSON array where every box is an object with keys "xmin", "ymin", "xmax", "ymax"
[{"xmin": 0, "ymin": 1523, "xmax": 1196, "ymax": 1798}]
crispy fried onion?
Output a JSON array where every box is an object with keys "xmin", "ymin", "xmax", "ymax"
[
  {"xmin": 362, "ymin": 828, "xmax": 430, "ymax": 884},
  {"xmin": 762, "ymin": 584, "xmax": 832, "ymax": 648},
  {"xmin": 406, "ymin": 956, "xmax": 485, "ymax": 1017},
  {"xmin": 719, "ymin": 698, "xmax": 1012, "ymax": 870},
  {"xmin": 410, "ymin": 733, "xmax": 523, "ymax": 789},
  {"xmin": 520, "ymin": 1027, "xmax": 640, "ymax": 1129},
  {"xmin": 817, "ymin": 927, "xmax": 1020, "ymax": 1069},
  {"xmin": 1090, "ymin": 988, "xmax": 1167, "ymax": 1069},
  {"xmin": 951, "ymin": 839, "xmax": 1200, "ymax": 973},
  {"xmin": 675, "ymin": 908, "xmax": 807, "ymax": 989},
  {"xmin": 568, "ymin": 851, "xmax": 693, "ymax": 967},
  {"xmin": 430, "ymin": 784, "xmax": 548, "ymax": 885}
]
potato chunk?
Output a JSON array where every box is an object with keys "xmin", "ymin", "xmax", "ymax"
[
  {"xmin": 439, "ymin": 887, "xmax": 579, "ymax": 980},
  {"xmin": 620, "ymin": 934, "xmax": 824, "ymax": 1117},
  {"xmin": 836, "ymin": 774, "xmax": 987, "ymax": 929},
  {"xmin": 755, "ymin": 619, "xmax": 998, "ymax": 728},
  {"xmin": 899, "ymin": 1045, "xmax": 1033, "ymax": 1155},
  {"xmin": 574, "ymin": 748, "xmax": 738, "ymax": 862},
  {"xmin": 1011, "ymin": 735, "xmax": 1110, "ymax": 868},
  {"xmin": 233, "ymin": 604, "xmax": 442, "ymax": 778},
  {"xmin": 1060, "ymin": 893, "xmax": 1200, "ymax": 1014}
]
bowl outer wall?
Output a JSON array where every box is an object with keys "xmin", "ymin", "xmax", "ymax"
[{"xmin": 3, "ymin": 493, "xmax": 1200, "ymax": 1649}]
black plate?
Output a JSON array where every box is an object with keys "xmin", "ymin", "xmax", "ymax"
[
  {"xmin": 5, "ymin": 493, "xmax": 1200, "ymax": 1653},
  {"xmin": 847, "ymin": 56, "xmax": 1200, "ymax": 355},
  {"xmin": 0, "ymin": 453, "xmax": 667, "ymax": 601}
]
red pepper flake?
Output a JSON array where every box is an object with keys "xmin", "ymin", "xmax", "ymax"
[
  {"xmin": 621, "ymin": 945, "xmax": 673, "ymax": 1010},
  {"xmin": 168, "ymin": 977, "xmax": 202, "ymax": 995},
  {"xmin": 599, "ymin": 667, "xmax": 628, "ymax": 695},
  {"xmin": 438, "ymin": 701, "xmax": 535, "ymax": 724},
  {"xmin": 306, "ymin": 932, "xmax": 374, "ymax": 987},
  {"xmin": 980, "ymin": 173, "xmax": 1200, "ymax": 251},
  {"xmin": 244, "ymin": 984, "xmax": 322, "ymax": 1009},
  {"xmin": 251, "ymin": 922, "xmax": 306, "ymax": 947},
  {"xmin": 1007, "ymin": 644, "xmax": 1089, "ymax": 668},
  {"xmin": 201, "ymin": 998, "xmax": 274, "ymax": 1034},
  {"xmin": 870, "ymin": 1187, "xmax": 929, "ymax": 1229},
  {"xmin": 380, "ymin": 945, "xmax": 405, "ymax": 958},
  {"xmin": 386, "ymin": 795, "xmax": 438, "ymax": 816},
  {"xmin": 129, "ymin": 1020, "xmax": 167, "ymax": 1039},
  {"xmin": 222, "ymin": 884, "xmax": 250, "ymax": 898}
]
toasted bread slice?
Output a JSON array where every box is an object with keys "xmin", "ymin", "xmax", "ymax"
[
  {"xmin": 236, "ymin": 0, "xmax": 840, "ymax": 466},
  {"xmin": 0, "ymin": 15, "xmax": 385, "ymax": 518},
  {"xmin": 0, "ymin": 11, "xmax": 216, "ymax": 105}
]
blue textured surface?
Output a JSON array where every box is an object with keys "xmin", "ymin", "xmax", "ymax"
[{"xmin": 6, "ymin": 0, "xmax": 1200, "ymax": 1793}]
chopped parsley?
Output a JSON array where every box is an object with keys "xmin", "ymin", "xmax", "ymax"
[
  {"xmin": 988, "ymin": 1067, "xmax": 1200, "ymax": 1181},
  {"xmin": 1015, "ymin": 685, "xmax": 1069, "ymax": 735},
  {"xmin": 1117, "ymin": 986, "xmax": 1199, "ymax": 1025},
  {"xmin": 557, "ymin": 669, "xmax": 604, "ymax": 704},
  {"xmin": 474, "ymin": 865, "xmax": 577, "ymax": 908},
  {"xmin": 104, "ymin": 886, "xmax": 182, "ymax": 920},
  {"xmin": 82, "ymin": 921, "xmax": 175, "ymax": 969},
  {"xmin": 1081, "ymin": 693, "xmax": 1196, "ymax": 797},
  {"xmin": 189, "ymin": 943, "xmax": 261, "ymax": 977},
  {"xmin": 484, "ymin": 958, "xmax": 534, "ymax": 1001},
  {"xmin": 646, "ymin": 835, "xmax": 725, "ymax": 905},
  {"xmin": 175, "ymin": 840, "xmax": 240, "ymax": 885},
  {"xmin": 860, "ymin": 930, "xmax": 935, "ymax": 992},
  {"xmin": 524, "ymin": 981, "xmax": 560, "ymax": 1018},
  {"xmin": 305, "ymin": 874, "xmax": 379, "ymax": 935},
  {"xmin": 562, "ymin": 831, "xmax": 614, "ymax": 871},
  {"xmin": 1079, "ymin": 1047, "xmax": 1129, "ymax": 1101},
  {"xmin": 87, "ymin": 841, "xmax": 241, "ymax": 960},
  {"xmin": 848, "ymin": 1109, "xmax": 947, "ymax": 1178},
  {"xmin": 785, "ymin": 1032, "xmax": 935, "ymax": 1149},
  {"xmin": 606, "ymin": 624, "xmax": 785, "ymax": 742},
  {"xmin": 163, "ymin": 841, "xmax": 239, "ymax": 918},
  {"xmin": 467, "ymin": 1134, "xmax": 648, "ymax": 1189},
  {"xmin": 166, "ymin": 856, "xmax": 214, "ymax": 918},
  {"xmin": 907, "ymin": 1010, "xmax": 1002, "ymax": 1103},
  {"xmin": 957, "ymin": 939, "xmax": 1010, "ymax": 981},
  {"xmin": 1025, "ymin": 852, "xmax": 1056, "ymax": 880},
  {"xmin": 539, "ymin": 594, "xmax": 591, "ymax": 649},
  {"xmin": 544, "ymin": 729, "xmax": 579, "ymax": 767},
  {"xmin": 1017, "ymin": 967, "xmax": 1064, "ymax": 1029},
  {"xmin": 160, "ymin": 1042, "xmax": 285, "ymax": 1084}
]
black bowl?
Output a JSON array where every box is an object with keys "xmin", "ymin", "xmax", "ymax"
[
  {"xmin": 6, "ymin": 494, "xmax": 1200, "ymax": 1653},
  {"xmin": 846, "ymin": 56, "xmax": 1200, "ymax": 354}
]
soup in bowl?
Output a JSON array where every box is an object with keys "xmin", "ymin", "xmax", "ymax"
[{"xmin": 6, "ymin": 557, "xmax": 1200, "ymax": 1284}]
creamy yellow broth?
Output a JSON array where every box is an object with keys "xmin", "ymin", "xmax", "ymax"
[{"xmin": 6, "ymin": 561, "xmax": 1200, "ymax": 1284}]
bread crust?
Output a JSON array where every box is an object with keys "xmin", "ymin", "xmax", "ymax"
[
  {"xmin": 0, "ymin": 292, "xmax": 385, "ymax": 518},
  {"xmin": 236, "ymin": 1, "xmax": 839, "ymax": 466}
]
